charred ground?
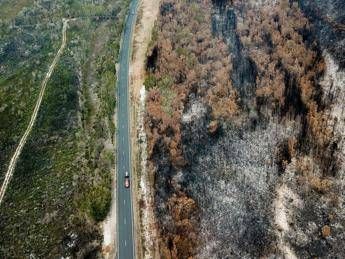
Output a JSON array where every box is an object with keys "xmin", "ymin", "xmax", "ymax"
[{"xmin": 143, "ymin": 0, "xmax": 345, "ymax": 258}]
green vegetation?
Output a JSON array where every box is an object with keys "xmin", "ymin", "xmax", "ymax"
[
  {"xmin": 148, "ymin": 23, "xmax": 158, "ymax": 50},
  {"xmin": 0, "ymin": 0, "xmax": 130, "ymax": 257},
  {"xmin": 144, "ymin": 74, "xmax": 173, "ymax": 90},
  {"xmin": 144, "ymin": 74, "xmax": 175, "ymax": 115},
  {"xmin": 144, "ymin": 73, "xmax": 158, "ymax": 89},
  {"xmin": 0, "ymin": 56, "xmax": 79, "ymax": 257},
  {"xmin": 85, "ymin": 181, "xmax": 112, "ymax": 222},
  {"xmin": 0, "ymin": 0, "xmax": 34, "ymax": 21},
  {"xmin": 0, "ymin": 26, "xmax": 58, "ymax": 180},
  {"xmin": 160, "ymin": 85, "xmax": 176, "ymax": 116}
]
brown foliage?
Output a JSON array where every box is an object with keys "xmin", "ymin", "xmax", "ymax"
[
  {"xmin": 295, "ymin": 156, "xmax": 333, "ymax": 193},
  {"xmin": 144, "ymin": 0, "xmax": 238, "ymax": 257},
  {"xmin": 322, "ymin": 225, "xmax": 331, "ymax": 238},
  {"xmin": 159, "ymin": 194, "xmax": 199, "ymax": 259},
  {"xmin": 237, "ymin": 2, "xmax": 323, "ymax": 112},
  {"xmin": 288, "ymin": 137, "xmax": 297, "ymax": 158},
  {"xmin": 145, "ymin": 0, "xmax": 238, "ymax": 172},
  {"xmin": 307, "ymin": 101, "xmax": 333, "ymax": 148},
  {"xmin": 236, "ymin": 1, "xmax": 337, "ymax": 176}
]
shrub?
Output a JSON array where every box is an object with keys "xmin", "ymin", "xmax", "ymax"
[
  {"xmin": 88, "ymin": 184, "xmax": 112, "ymax": 222},
  {"xmin": 144, "ymin": 73, "xmax": 157, "ymax": 89}
]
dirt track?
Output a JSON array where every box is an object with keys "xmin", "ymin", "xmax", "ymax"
[{"xmin": 0, "ymin": 19, "xmax": 69, "ymax": 205}]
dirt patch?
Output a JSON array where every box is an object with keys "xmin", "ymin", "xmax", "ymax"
[
  {"xmin": 130, "ymin": 0, "xmax": 160, "ymax": 101},
  {"xmin": 102, "ymin": 167, "xmax": 117, "ymax": 258}
]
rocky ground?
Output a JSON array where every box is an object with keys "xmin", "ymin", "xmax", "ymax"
[{"xmin": 143, "ymin": 0, "xmax": 345, "ymax": 258}]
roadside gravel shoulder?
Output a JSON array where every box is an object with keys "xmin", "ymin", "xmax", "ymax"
[{"xmin": 129, "ymin": 0, "xmax": 160, "ymax": 258}]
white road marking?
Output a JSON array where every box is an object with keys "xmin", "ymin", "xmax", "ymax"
[
  {"xmin": 124, "ymin": 218, "xmax": 127, "ymax": 225},
  {"xmin": 124, "ymin": 199, "xmax": 126, "ymax": 205},
  {"xmin": 124, "ymin": 240, "xmax": 127, "ymax": 247}
]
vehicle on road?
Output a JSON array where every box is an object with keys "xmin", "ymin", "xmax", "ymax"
[{"xmin": 124, "ymin": 171, "xmax": 130, "ymax": 188}]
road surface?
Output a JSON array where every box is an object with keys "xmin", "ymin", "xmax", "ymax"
[
  {"xmin": 116, "ymin": 0, "xmax": 138, "ymax": 258},
  {"xmin": 0, "ymin": 19, "xmax": 69, "ymax": 205}
]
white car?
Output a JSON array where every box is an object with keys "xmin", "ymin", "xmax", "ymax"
[{"xmin": 124, "ymin": 171, "xmax": 130, "ymax": 188}]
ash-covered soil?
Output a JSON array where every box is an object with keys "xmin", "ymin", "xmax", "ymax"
[{"xmin": 144, "ymin": 0, "xmax": 345, "ymax": 258}]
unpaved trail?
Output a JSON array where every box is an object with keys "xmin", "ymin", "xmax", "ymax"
[{"xmin": 0, "ymin": 19, "xmax": 69, "ymax": 205}]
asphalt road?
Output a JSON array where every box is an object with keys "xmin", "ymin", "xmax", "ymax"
[{"xmin": 116, "ymin": 0, "xmax": 138, "ymax": 258}]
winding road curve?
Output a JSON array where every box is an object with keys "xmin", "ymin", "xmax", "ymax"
[
  {"xmin": 116, "ymin": 0, "xmax": 139, "ymax": 258},
  {"xmin": 0, "ymin": 19, "xmax": 69, "ymax": 205}
]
